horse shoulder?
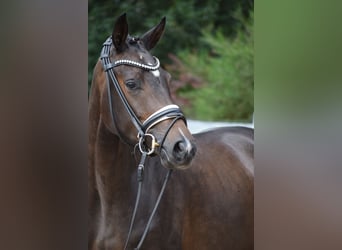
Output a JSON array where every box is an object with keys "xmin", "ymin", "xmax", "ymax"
[
  {"xmin": 193, "ymin": 126, "xmax": 253, "ymax": 177},
  {"xmin": 179, "ymin": 127, "xmax": 254, "ymax": 249}
]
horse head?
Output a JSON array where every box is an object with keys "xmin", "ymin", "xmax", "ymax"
[{"xmin": 99, "ymin": 13, "xmax": 196, "ymax": 169}]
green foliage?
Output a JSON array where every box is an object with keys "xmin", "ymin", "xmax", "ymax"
[
  {"xmin": 177, "ymin": 11, "xmax": 253, "ymax": 121},
  {"xmin": 88, "ymin": 0, "xmax": 253, "ymax": 89}
]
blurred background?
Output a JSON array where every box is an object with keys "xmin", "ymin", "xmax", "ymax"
[{"xmin": 88, "ymin": 0, "xmax": 254, "ymax": 122}]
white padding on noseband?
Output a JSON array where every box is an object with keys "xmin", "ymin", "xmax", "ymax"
[
  {"xmin": 143, "ymin": 105, "xmax": 179, "ymax": 124},
  {"xmin": 142, "ymin": 104, "xmax": 180, "ymax": 132}
]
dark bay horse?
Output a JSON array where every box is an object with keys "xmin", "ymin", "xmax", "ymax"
[{"xmin": 89, "ymin": 13, "xmax": 254, "ymax": 250}]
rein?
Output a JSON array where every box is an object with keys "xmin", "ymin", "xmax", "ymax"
[{"xmin": 100, "ymin": 37, "xmax": 185, "ymax": 249}]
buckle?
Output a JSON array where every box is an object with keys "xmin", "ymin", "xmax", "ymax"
[{"xmin": 138, "ymin": 133, "xmax": 160, "ymax": 155}]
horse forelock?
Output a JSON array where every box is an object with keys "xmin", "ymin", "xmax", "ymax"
[
  {"xmin": 128, "ymin": 35, "xmax": 139, "ymax": 45},
  {"xmin": 121, "ymin": 35, "xmax": 158, "ymax": 67}
]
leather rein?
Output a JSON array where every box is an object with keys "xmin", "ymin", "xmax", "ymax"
[{"xmin": 100, "ymin": 37, "xmax": 185, "ymax": 249}]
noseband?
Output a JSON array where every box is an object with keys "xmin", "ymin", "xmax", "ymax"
[
  {"xmin": 100, "ymin": 37, "xmax": 185, "ymax": 249},
  {"xmin": 100, "ymin": 37, "xmax": 186, "ymax": 155}
]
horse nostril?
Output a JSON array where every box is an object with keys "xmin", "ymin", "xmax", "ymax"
[
  {"xmin": 173, "ymin": 140, "xmax": 196, "ymax": 162},
  {"xmin": 174, "ymin": 141, "xmax": 186, "ymax": 157}
]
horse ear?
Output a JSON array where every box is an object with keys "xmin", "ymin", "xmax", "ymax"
[
  {"xmin": 141, "ymin": 17, "xmax": 166, "ymax": 51},
  {"xmin": 112, "ymin": 13, "xmax": 128, "ymax": 52}
]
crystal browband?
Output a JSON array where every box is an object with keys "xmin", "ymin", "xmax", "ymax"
[{"xmin": 100, "ymin": 37, "xmax": 160, "ymax": 72}]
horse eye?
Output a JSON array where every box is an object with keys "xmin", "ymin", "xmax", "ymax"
[{"xmin": 125, "ymin": 80, "xmax": 138, "ymax": 90}]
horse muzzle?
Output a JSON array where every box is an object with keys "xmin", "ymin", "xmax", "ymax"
[{"xmin": 159, "ymin": 129, "xmax": 197, "ymax": 170}]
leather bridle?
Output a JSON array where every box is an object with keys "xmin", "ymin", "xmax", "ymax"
[
  {"xmin": 100, "ymin": 37, "xmax": 185, "ymax": 249},
  {"xmin": 100, "ymin": 37, "xmax": 186, "ymax": 155}
]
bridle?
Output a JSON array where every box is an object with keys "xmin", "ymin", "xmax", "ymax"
[
  {"xmin": 100, "ymin": 37, "xmax": 186, "ymax": 249},
  {"xmin": 100, "ymin": 37, "xmax": 186, "ymax": 155}
]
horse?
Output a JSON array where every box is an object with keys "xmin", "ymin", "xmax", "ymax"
[{"xmin": 89, "ymin": 13, "xmax": 254, "ymax": 250}]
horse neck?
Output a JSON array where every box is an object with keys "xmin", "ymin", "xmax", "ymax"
[
  {"xmin": 109, "ymin": 131, "xmax": 138, "ymax": 183},
  {"xmin": 97, "ymin": 123, "xmax": 168, "ymax": 215},
  {"xmin": 108, "ymin": 128, "xmax": 169, "ymax": 194},
  {"xmin": 109, "ymin": 133, "xmax": 164, "ymax": 188}
]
